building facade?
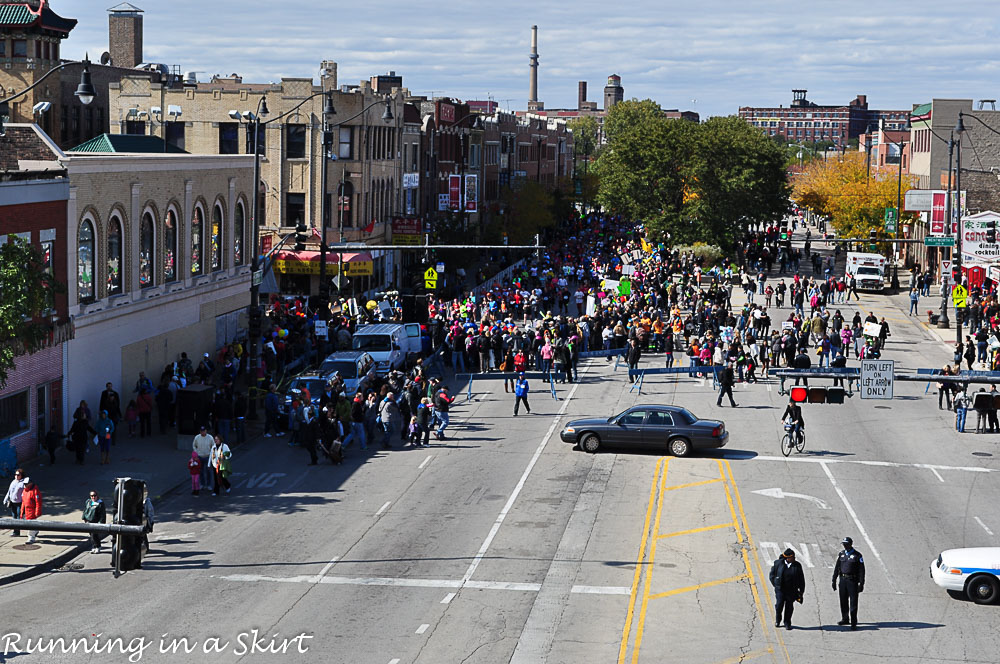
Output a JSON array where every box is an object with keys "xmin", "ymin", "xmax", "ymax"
[
  {"xmin": 0, "ymin": 138, "xmax": 71, "ymax": 461},
  {"xmin": 738, "ymin": 90, "xmax": 909, "ymax": 147}
]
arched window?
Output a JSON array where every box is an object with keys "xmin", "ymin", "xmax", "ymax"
[
  {"xmin": 234, "ymin": 202, "xmax": 245, "ymax": 266},
  {"xmin": 164, "ymin": 209, "xmax": 178, "ymax": 282},
  {"xmin": 77, "ymin": 219, "xmax": 95, "ymax": 302},
  {"xmin": 107, "ymin": 216, "xmax": 123, "ymax": 295},
  {"xmin": 211, "ymin": 204, "xmax": 223, "ymax": 271},
  {"xmin": 139, "ymin": 212, "xmax": 155, "ymax": 287},
  {"xmin": 191, "ymin": 206, "xmax": 203, "ymax": 275}
]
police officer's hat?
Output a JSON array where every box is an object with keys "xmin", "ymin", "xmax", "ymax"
[{"xmin": 841, "ymin": 536, "xmax": 853, "ymax": 545}]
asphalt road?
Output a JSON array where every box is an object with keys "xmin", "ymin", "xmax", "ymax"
[{"xmin": 3, "ymin": 287, "xmax": 1000, "ymax": 664}]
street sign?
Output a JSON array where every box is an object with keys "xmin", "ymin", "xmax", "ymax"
[
  {"xmin": 860, "ymin": 359, "xmax": 894, "ymax": 400},
  {"xmin": 425, "ymin": 279, "xmax": 437, "ymax": 290},
  {"xmin": 924, "ymin": 236, "xmax": 955, "ymax": 247},
  {"xmin": 436, "ymin": 262, "xmax": 445, "ymax": 273},
  {"xmin": 252, "ymin": 269, "xmax": 262, "ymax": 287},
  {"xmin": 314, "ymin": 320, "xmax": 328, "ymax": 340},
  {"xmin": 952, "ymin": 284, "xmax": 968, "ymax": 308},
  {"xmin": 423, "ymin": 267, "xmax": 438, "ymax": 281}
]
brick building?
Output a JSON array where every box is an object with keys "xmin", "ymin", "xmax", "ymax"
[
  {"xmin": 738, "ymin": 90, "xmax": 909, "ymax": 148},
  {"xmin": 0, "ymin": 127, "xmax": 70, "ymax": 461}
]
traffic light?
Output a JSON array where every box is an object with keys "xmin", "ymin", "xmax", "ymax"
[
  {"xmin": 952, "ymin": 266, "xmax": 962, "ymax": 284},
  {"xmin": 789, "ymin": 385, "xmax": 846, "ymax": 404},
  {"xmin": 987, "ymin": 220, "xmax": 997, "ymax": 244},
  {"xmin": 113, "ymin": 478, "xmax": 145, "ymax": 573},
  {"xmin": 294, "ymin": 223, "xmax": 308, "ymax": 251}
]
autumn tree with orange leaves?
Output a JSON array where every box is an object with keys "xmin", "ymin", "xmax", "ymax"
[{"xmin": 792, "ymin": 152, "xmax": 917, "ymax": 241}]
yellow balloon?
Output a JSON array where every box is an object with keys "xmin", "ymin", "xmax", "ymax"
[{"xmin": 366, "ymin": 300, "xmax": 378, "ymax": 310}]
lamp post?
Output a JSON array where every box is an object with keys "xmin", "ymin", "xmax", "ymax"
[
  {"xmin": 938, "ymin": 132, "xmax": 955, "ymax": 330},
  {"xmin": 954, "ymin": 112, "xmax": 966, "ymax": 345},
  {"xmin": 0, "ymin": 56, "xmax": 96, "ymax": 136},
  {"xmin": 245, "ymin": 94, "xmax": 269, "ymax": 419}
]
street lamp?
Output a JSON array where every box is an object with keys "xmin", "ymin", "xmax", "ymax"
[
  {"xmin": 954, "ymin": 112, "xmax": 966, "ymax": 344},
  {"xmin": 0, "ymin": 56, "xmax": 96, "ymax": 136}
]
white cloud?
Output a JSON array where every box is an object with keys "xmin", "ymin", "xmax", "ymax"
[{"xmin": 52, "ymin": 0, "xmax": 1000, "ymax": 117}]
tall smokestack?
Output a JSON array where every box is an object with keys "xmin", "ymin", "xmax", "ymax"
[
  {"xmin": 528, "ymin": 25, "xmax": 539, "ymax": 104},
  {"xmin": 578, "ymin": 81, "xmax": 587, "ymax": 110}
]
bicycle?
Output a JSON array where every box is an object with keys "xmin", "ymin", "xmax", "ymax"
[{"xmin": 781, "ymin": 422, "xmax": 805, "ymax": 456}]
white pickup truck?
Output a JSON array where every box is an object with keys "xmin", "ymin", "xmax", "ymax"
[{"xmin": 846, "ymin": 252, "xmax": 887, "ymax": 291}]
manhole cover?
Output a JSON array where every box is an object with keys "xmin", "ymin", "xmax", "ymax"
[
  {"xmin": 972, "ymin": 452, "xmax": 993, "ymax": 457},
  {"xmin": 12, "ymin": 543, "xmax": 41, "ymax": 551},
  {"xmin": 57, "ymin": 563, "xmax": 85, "ymax": 571}
]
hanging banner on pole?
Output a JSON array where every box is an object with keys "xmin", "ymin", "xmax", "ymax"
[
  {"xmin": 448, "ymin": 175, "xmax": 462, "ymax": 211},
  {"xmin": 464, "ymin": 174, "xmax": 478, "ymax": 212}
]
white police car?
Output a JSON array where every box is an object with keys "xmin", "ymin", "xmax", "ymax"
[{"xmin": 930, "ymin": 547, "xmax": 1000, "ymax": 604}]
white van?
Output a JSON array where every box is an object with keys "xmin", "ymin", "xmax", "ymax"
[{"xmin": 351, "ymin": 323, "xmax": 422, "ymax": 374}]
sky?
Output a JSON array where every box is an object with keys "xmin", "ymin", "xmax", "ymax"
[{"xmin": 51, "ymin": 0, "xmax": 1000, "ymax": 119}]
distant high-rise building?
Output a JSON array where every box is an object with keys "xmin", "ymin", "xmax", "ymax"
[
  {"xmin": 370, "ymin": 71, "xmax": 402, "ymax": 95},
  {"xmin": 604, "ymin": 74, "xmax": 623, "ymax": 110}
]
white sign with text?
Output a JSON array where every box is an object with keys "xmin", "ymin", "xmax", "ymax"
[{"xmin": 860, "ymin": 359, "xmax": 894, "ymax": 400}]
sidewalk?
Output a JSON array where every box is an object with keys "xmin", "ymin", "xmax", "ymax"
[{"xmin": 0, "ymin": 425, "xmax": 233, "ymax": 585}]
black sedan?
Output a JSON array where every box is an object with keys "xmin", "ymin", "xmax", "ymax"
[{"xmin": 559, "ymin": 405, "xmax": 728, "ymax": 457}]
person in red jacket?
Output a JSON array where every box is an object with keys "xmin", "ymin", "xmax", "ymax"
[{"xmin": 20, "ymin": 478, "xmax": 42, "ymax": 544}]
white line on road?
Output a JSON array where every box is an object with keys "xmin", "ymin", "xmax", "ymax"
[
  {"xmin": 389, "ymin": 659, "xmax": 400, "ymax": 664},
  {"xmin": 375, "ymin": 501, "xmax": 392, "ymax": 517},
  {"xmin": 929, "ymin": 467, "xmax": 945, "ymax": 483},
  {"xmin": 571, "ymin": 585, "xmax": 631, "ymax": 595},
  {"xmin": 441, "ymin": 593, "xmax": 456, "ymax": 604},
  {"xmin": 312, "ymin": 556, "xmax": 339, "ymax": 583},
  {"xmin": 753, "ymin": 455, "xmax": 996, "ymax": 474},
  {"xmin": 418, "ymin": 455, "xmax": 433, "ymax": 470},
  {"xmin": 415, "ymin": 624, "xmax": 429, "ymax": 635},
  {"xmin": 975, "ymin": 517, "xmax": 994, "ymax": 536},
  {"xmin": 460, "ymin": 378, "xmax": 583, "ymax": 586},
  {"xmin": 820, "ymin": 461, "xmax": 900, "ymax": 594}
]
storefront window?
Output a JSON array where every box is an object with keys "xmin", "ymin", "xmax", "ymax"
[
  {"xmin": 191, "ymin": 207, "xmax": 203, "ymax": 275},
  {"xmin": 164, "ymin": 210, "xmax": 177, "ymax": 282},
  {"xmin": 211, "ymin": 205, "xmax": 223, "ymax": 271},
  {"xmin": 77, "ymin": 220, "xmax": 95, "ymax": 301},
  {"xmin": 139, "ymin": 213, "xmax": 154, "ymax": 287},
  {"xmin": 108, "ymin": 216, "xmax": 123, "ymax": 295}
]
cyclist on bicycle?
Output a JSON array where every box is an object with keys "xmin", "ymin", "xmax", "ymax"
[{"xmin": 782, "ymin": 398, "xmax": 805, "ymax": 444}]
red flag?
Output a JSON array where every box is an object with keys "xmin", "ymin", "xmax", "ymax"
[
  {"xmin": 362, "ymin": 218, "xmax": 375, "ymax": 234},
  {"xmin": 312, "ymin": 226, "xmax": 323, "ymax": 242}
]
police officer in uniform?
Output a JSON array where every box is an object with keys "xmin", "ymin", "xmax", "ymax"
[{"xmin": 831, "ymin": 536, "xmax": 865, "ymax": 629}]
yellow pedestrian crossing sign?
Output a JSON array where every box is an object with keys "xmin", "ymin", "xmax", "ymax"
[
  {"xmin": 425, "ymin": 279, "xmax": 437, "ymax": 290},
  {"xmin": 424, "ymin": 267, "xmax": 438, "ymax": 281},
  {"xmin": 952, "ymin": 284, "xmax": 968, "ymax": 308}
]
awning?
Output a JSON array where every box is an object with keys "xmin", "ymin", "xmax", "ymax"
[{"xmin": 272, "ymin": 250, "xmax": 373, "ymax": 276}]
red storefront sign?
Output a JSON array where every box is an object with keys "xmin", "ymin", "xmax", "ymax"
[
  {"xmin": 930, "ymin": 192, "xmax": 946, "ymax": 235},
  {"xmin": 449, "ymin": 174, "xmax": 462, "ymax": 210}
]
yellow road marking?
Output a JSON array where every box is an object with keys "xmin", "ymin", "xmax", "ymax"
[
  {"xmin": 664, "ymin": 477, "xmax": 723, "ymax": 491},
  {"xmin": 711, "ymin": 648, "xmax": 775, "ymax": 664},
  {"xmin": 720, "ymin": 461, "xmax": 745, "ymax": 545},
  {"xmin": 630, "ymin": 459, "xmax": 669, "ymax": 664},
  {"xmin": 657, "ymin": 522, "xmax": 733, "ymax": 539},
  {"xmin": 648, "ymin": 573, "xmax": 749, "ymax": 600},
  {"xmin": 726, "ymin": 460, "xmax": 792, "ymax": 664},
  {"xmin": 617, "ymin": 458, "xmax": 664, "ymax": 664}
]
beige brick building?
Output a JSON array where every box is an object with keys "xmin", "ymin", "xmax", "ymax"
[{"xmin": 107, "ymin": 64, "xmax": 407, "ymax": 291}]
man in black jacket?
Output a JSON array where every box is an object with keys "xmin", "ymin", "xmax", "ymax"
[
  {"xmin": 716, "ymin": 361, "xmax": 738, "ymax": 407},
  {"xmin": 625, "ymin": 339, "xmax": 642, "ymax": 384},
  {"xmin": 770, "ymin": 548, "xmax": 806, "ymax": 630}
]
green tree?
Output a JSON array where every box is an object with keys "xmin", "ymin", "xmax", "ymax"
[
  {"xmin": 567, "ymin": 116, "xmax": 599, "ymax": 159},
  {"xmin": 0, "ymin": 237, "xmax": 64, "ymax": 388},
  {"xmin": 500, "ymin": 180, "xmax": 557, "ymax": 244}
]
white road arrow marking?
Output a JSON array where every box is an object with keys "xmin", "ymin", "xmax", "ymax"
[{"xmin": 751, "ymin": 487, "xmax": 831, "ymax": 509}]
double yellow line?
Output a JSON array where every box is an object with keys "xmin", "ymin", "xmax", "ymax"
[{"xmin": 617, "ymin": 458, "xmax": 791, "ymax": 664}]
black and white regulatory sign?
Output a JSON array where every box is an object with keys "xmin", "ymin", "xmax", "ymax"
[{"xmin": 860, "ymin": 359, "xmax": 894, "ymax": 400}]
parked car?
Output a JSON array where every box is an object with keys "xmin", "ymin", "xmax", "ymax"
[
  {"xmin": 930, "ymin": 547, "xmax": 1000, "ymax": 604},
  {"xmin": 559, "ymin": 404, "xmax": 728, "ymax": 457},
  {"xmin": 319, "ymin": 351, "xmax": 376, "ymax": 396},
  {"xmin": 279, "ymin": 372, "xmax": 331, "ymax": 417}
]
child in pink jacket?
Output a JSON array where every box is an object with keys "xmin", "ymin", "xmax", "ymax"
[{"xmin": 188, "ymin": 451, "xmax": 202, "ymax": 495}]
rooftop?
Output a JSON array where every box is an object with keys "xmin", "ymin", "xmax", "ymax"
[{"xmin": 68, "ymin": 133, "xmax": 188, "ymax": 154}]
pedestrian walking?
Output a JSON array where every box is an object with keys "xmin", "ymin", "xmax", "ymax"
[
  {"xmin": 42, "ymin": 423, "xmax": 63, "ymax": 465},
  {"xmin": 831, "ymin": 536, "xmax": 865, "ymax": 629},
  {"xmin": 513, "ymin": 372, "xmax": 531, "ymax": 416},
  {"xmin": 716, "ymin": 361, "xmax": 739, "ymax": 407},
  {"xmin": 209, "ymin": 435, "xmax": 232, "ymax": 495},
  {"xmin": 124, "ymin": 400, "xmax": 139, "ymax": 437},
  {"xmin": 67, "ymin": 412, "xmax": 97, "ymax": 465},
  {"xmin": 954, "ymin": 389, "xmax": 969, "ymax": 433},
  {"xmin": 95, "ymin": 410, "xmax": 115, "ymax": 465},
  {"xmin": 378, "ymin": 392, "xmax": 401, "ymax": 448},
  {"xmin": 301, "ymin": 403, "xmax": 319, "ymax": 464},
  {"xmin": 769, "ymin": 548, "xmax": 806, "ymax": 630},
  {"xmin": 3, "ymin": 468, "xmax": 25, "ymax": 537},
  {"xmin": 416, "ymin": 397, "xmax": 432, "ymax": 446},
  {"xmin": 99, "ymin": 382, "xmax": 122, "ymax": 446},
  {"xmin": 188, "ymin": 450, "xmax": 202, "ymax": 495},
  {"xmin": 263, "ymin": 385, "xmax": 283, "ymax": 437},
  {"xmin": 192, "ymin": 425, "xmax": 214, "ymax": 490},
  {"xmin": 19, "ymin": 477, "xmax": 42, "ymax": 544},
  {"xmin": 136, "ymin": 388, "xmax": 153, "ymax": 438},
  {"xmin": 433, "ymin": 386, "xmax": 454, "ymax": 440},
  {"xmin": 82, "ymin": 490, "xmax": 107, "ymax": 553},
  {"xmin": 909, "ymin": 288, "xmax": 920, "ymax": 315},
  {"xmin": 626, "ymin": 338, "xmax": 642, "ymax": 384}
]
